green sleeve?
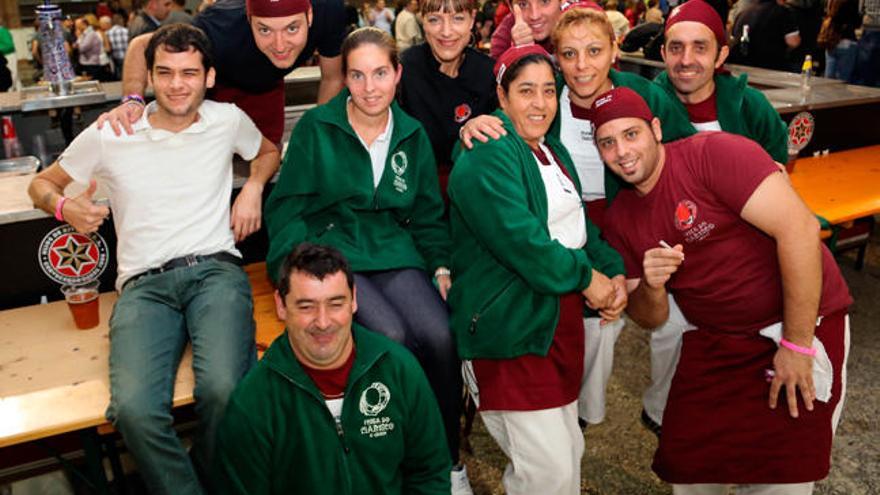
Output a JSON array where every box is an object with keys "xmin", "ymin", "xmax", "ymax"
[
  {"xmin": 744, "ymin": 87, "xmax": 789, "ymax": 163},
  {"xmin": 400, "ymin": 353, "xmax": 452, "ymax": 494},
  {"xmin": 0, "ymin": 28, "xmax": 14, "ymax": 55},
  {"xmin": 584, "ymin": 216, "xmax": 625, "ymax": 278},
  {"xmin": 406, "ymin": 130, "xmax": 451, "ymax": 272},
  {"xmin": 213, "ymin": 394, "xmax": 273, "ymax": 495},
  {"xmin": 450, "ymin": 142, "xmax": 593, "ymax": 294},
  {"xmin": 264, "ymin": 113, "xmax": 318, "ymax": 282}
]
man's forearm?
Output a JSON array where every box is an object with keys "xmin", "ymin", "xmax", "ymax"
[
  {"xmin": 121, "ymin": 34, "xmax": 152, "ymax": 96},
  {"xmin": 245, "ymin": 139, "xmax": 281, "ymax": 188},
  {"xmin": 627, "ymin": 281, "xmax": 669, "ymax": 329},
  {"xmin": 28, "ymin": 175, "xmax": 64, "ymax": 214},
  {"xmin": 778, "ymin": 218, "xmax": 822, "ymax": 346},
  {"xmin": 316, "ymin": 55, "xmax": 344, "ymax": 104}
]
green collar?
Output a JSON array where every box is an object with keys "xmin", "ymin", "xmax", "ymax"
[
  {"xmin": 312, "ymin": 88, "xmax": 424, "ymax": 150},
  {"xmin": 262, "ymin": 323, "xmax": 390, "ymax": 399}
]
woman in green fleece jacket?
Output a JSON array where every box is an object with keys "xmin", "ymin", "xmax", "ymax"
[
  {"xmin": 263, "ymin": 27, "xmax": 467, "ymax": 485},
  {"xmin": 447, "ymin": 44, "xmax": 627, "ymax": 494}
]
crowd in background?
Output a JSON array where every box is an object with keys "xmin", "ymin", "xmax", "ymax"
[{"xmin": 1, "ymin": 0, "xmax": 878, "ymax": 90}]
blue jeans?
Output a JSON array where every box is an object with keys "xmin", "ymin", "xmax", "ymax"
[
  {"xmin": 354, "ymin": 268, "xmax": 462, "ymax": 464},
  {"xmin": 853, "ymin": 29, "xmax": 880, "ymax": 87},
  {"xmin": 106, "ymin": 259, "xmax": 256, "ymax": 495},
  {"xmin": 825, "ymin": 40, "xmax": 858, "ymax": 82}
]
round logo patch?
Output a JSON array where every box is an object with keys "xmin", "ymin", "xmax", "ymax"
[
  {"xmin": 787, "ymin": 111, "xmax": 814, "ymax": 152},
  {"xmin": 38, "ymin": 225, "xmax": 109, "ymax": 285},
  {"xmin": 674, "ymin": 200, "xmax": 698, "ymax": 231},
  {"xmin": 454, "ymin": 103, "xmax": 472, "ymax": 124},
  {"xmin": 359, "ymin": 382, "xmax": 391, "ymax": 417}
]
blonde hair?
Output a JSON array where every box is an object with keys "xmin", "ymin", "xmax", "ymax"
[{"xmin": 551, "ymin": 8, "xmax": 616, "ymax": 48}]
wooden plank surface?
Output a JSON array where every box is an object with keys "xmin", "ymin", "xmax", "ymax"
[
  {"xmin": 790, "ymin": 145, "xmax": 880, "ymax": 225},
  {"xmin": 0, "ymin": 263, "xmax": 282, "ymax": 448}
]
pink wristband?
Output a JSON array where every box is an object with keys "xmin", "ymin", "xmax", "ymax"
[
  {"xmin": 54, "ymin": 196, "xmax": 67, "ymax": 222},
  {"xmin": 780, "ymin": 338, "xmax": 817, "ymax": 357}
]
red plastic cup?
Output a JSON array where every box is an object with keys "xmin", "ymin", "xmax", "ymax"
[{"xmin": 61, "ymin": 282, "xmax": 100, "ymax": 329}]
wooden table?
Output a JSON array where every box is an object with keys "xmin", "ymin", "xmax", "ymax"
[
  {"xmin": 790, "ymin": 145, "xmax": 880, "ymax": 225},
  {"xmin": 0, "ymin": 263, "xmax": 283, "ymax": 449}
]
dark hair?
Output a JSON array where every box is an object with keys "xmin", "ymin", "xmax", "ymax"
[
  {"xmin": 419, "ymin": 0, "xmax": 478, "ymax": 16},
  {"xmin": 341, "ymin": 27, "xmax": 399, "ymax": 74},
  {"xmin": 499, "ymin": 53, "xmax": 555, "ymax": 92},
  {"xmin": 145, "ymin": 23, "xmax": 214, "ymax": 72},
  {"xmin": 276, "ymin": 243, "xmax": 355, "ymax": 300}
]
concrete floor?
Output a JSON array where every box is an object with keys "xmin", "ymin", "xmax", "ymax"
[{"xmin": 463, "ymin": 219, "xmax": 880, "ymax": 494}]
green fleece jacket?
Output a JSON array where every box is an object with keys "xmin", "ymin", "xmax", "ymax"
[
  {"xmin": 548, "ymin": 69, "xmax": 697, "ymax": 202},
  {"xmin": 214, "ymin": 325, "xmax": 451, "ymax": 495},
  {"xmin": 654, "ymin": 71, "xmax": 789, "ymax": 163},
  {"xmin": 264, "ymin": 90, "xmax": 450, "ymax": 282},
  {"xmin": 447, "ymin": 110, "xmax": 625, "ymax": 360}
]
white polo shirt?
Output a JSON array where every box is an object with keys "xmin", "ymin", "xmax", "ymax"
[{"xmin": 60, "ymin": 100, "xmax": 262, "ymax": 290}]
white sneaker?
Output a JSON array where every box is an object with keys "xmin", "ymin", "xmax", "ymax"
[{"xmin": 450, "ymin": 464, "xmax": 474, "ymax": 495}]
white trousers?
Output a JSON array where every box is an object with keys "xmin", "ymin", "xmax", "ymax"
[
  {"xmin": 673, "ymin": 482, "xmax": 815, "ymax": 495},
  {"xmin": 643, "ymin": 295, "xmax": 693, "ymax": 425},
  {"xmin": 578, "ymin": 316, "xmax": 624, "ymax": 424},
  {"xmin": 480, "ymin": 401, "xmax": 584, "ymax": 495}
]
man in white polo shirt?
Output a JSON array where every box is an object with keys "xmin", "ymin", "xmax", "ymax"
[{"xmin": 28, "ymin": 24, "xmax": 280, "ymax": 495}]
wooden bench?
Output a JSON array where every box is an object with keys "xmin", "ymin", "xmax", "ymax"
[
  {"xmin": 790, "ymin": 145, "xmax": 880, "ymax": 268},
  {"xmin": 0, "ymin": 262, "xmax": 283, "ymax": 491}
]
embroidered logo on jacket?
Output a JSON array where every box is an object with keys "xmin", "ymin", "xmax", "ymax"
[
  {"xmin": 391, "ymin": 151, "xmax": 408, "ymax": 193},
  {"xmin": 359, "ymin": 382, "xmax": 395, "ymax": 438}
]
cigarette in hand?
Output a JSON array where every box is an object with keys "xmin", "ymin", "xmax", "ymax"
[{"xmin": 659, "ymin": 240, "xmax": 673, "ymax": 250}]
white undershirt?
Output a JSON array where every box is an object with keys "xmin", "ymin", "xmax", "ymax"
[
  {"xmin": 535, "ymin": 142, "xmax": 587, "ymax": 250},
  {"xmin": 325, "ymin": 397, "xmax": 344, "ymax": 423},
  {"xmin": 559, "ymin": 85, "xmax": 607, "ymax": 202},
  {"xmin": 692, "ymin": 120, "xmax": 722, "ymax": 132},
  {"xmin": 351, "ymin": 100, "xmax": 394, "ymax": 189}
]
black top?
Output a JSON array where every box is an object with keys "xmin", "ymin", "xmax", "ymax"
[
  {"xmin": 731, "ymin": 0, "xmax": 799, "ymax": 71},
  {"xmin": 398, "ymin": 43, "xmax": 497, "ymax": 168},
  {"xmin": 193, "ymin": 0, "xmax": 346, "ymax": 94}
]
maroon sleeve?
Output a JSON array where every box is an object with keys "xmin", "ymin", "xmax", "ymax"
[
  {"xmin": 692, "ymin": 133, "xmax": 781, "ymax": 215},
  {"xmin": 490, "ymin": 14, "xmax": 514, "ymax": 59},
  {"xmin": 603, "ymin": 203, "xmax": 644, "ymax": 280}
]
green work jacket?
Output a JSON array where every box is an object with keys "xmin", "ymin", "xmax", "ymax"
[
  {"xmin": 448, "ymin": 110, "xmax": 625, "ymax": 360},
  {"xmin": 264, "ymin": 89, "xmax": 450, "ymax": 282},
  {"xmin": 654, "ymin": 71, "xmax": 789, "ymax": 163},
  {"xmin": 214, "ymin": 325, "xmax": 451, "ymax": 495}
]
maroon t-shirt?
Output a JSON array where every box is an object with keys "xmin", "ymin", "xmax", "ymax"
[
  {"xmin": 683, "ymin": 91, "xmax": 718, "ymax": 124},
  {"xmin": 604, "ymin": 132, "xmax": 851, "ymax": 335},
  {"xmin": 301, "ymin": 347, "xmax": 356, "ymax": 399}
]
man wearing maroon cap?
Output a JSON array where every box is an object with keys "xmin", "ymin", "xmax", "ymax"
[
  {"xmin": 643, "ymin": 0, "xmax": 790, "ymax": 434},
  {"xmin": 100, "ymin": 0, "xmax": 346, "ymax": 146},
  {"xmin": 595, "ymin": 87, "xmax": 851, "ymax": 495}
]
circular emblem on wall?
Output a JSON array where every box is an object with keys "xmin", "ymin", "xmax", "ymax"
[
  {"xmin": 359, "ymin": 382, "xmax": 391, "ymax": 417},
  {"xmin": 38, "ymin": 225, "xmax": 109, "ymax": 285},
  {"xmin": 674, "ymin": 200, "xmax": 698, "ymax": 231},
  {"xmin": 787, "ymin": 111, "xmax": 815, "ymax": 152},
  {"xmin": 454, "ymin": 103, "xmax": 472, "ymax": 124}
]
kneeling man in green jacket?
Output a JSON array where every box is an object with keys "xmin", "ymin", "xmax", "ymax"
[{"xmin": 214, "ymin": 243, "xmax": 451, "ymax": 494}]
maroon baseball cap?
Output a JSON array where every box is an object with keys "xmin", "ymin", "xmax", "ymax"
[
  {"xmin": 665, "ymin": 0, "xmax": 727, "ymax": 47},
  {"xmin": 246, "ymin": 0, "xmax": 311, "ymax": 17},
  {"xmin": 560, "ymin": 0, "xmax": 603, "ymax": 13},
  {"xmin": 494, "ymin": 44, "xmax": 553, "ymax": 84},
  {"xmin": 590, "ymin": 87, "xmax": 655, "ymax": 133}
]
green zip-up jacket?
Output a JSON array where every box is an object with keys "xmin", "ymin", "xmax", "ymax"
[
  {"xmin": 548, "ymin": 69, "xmax": 698, "ymax": 202},
  {"xmin": 264, "ymin": 90, "xmax": 451, "ymax": 282},
  {"xmin": 447, "ymin": 110, "xmax": 625, "ymax": 360},
  {"xmin": 214, "ymin": 325, "xmax": 451, "ymax": 495},
  {"xmin": 654, "ymin": 71, "xmax": 789, "ymax": 163}
]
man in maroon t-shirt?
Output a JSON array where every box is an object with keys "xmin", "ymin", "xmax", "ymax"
[
  {"xmin": 489, "ymin": 0, "xmax": 562, "ymax": 58},
  {"xmin": 593, "ymin": 88, "xmax": 851, "ymax": 494}
]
